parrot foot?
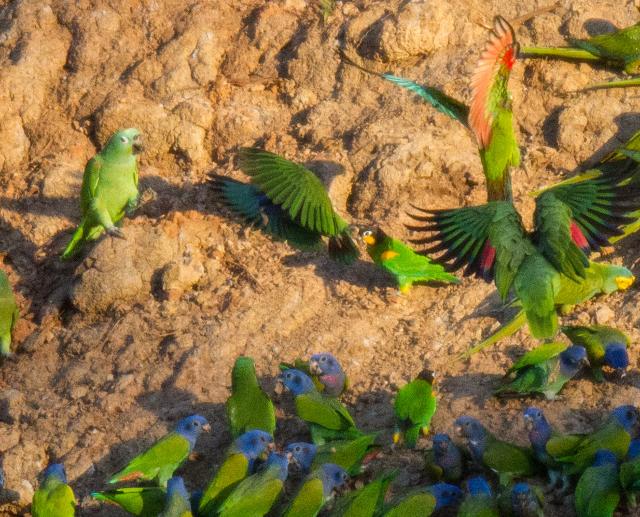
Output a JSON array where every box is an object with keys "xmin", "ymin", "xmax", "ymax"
[{"xmin": 106, "ymin": 226, "xmax": 126, "ymax": 239}]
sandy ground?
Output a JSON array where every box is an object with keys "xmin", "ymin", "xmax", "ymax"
[{"xmin": 1, "ymin": 0, "xmax": 640, "ymax": 515}]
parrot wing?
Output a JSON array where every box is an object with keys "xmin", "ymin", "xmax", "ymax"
[
  {"xmin": 572, "ymin": 22, "xmax": 640, "ymax": 63},
  {"xmin": 283, "ymin": 477, "xmax": 325, "ymax": 517},
  {"xmin": 575, "ymin": 464, "xmax": 620, "ymax": 517},
  {"xmin": 507, "ymin": 342, "xmax": 568, "ymax": 373},
  {"xmin": 458, "ymin": 495, "xmax": 499, "ymax": 517},
  {"xmin": 80, "ymin": 154, "xmax": 103, "ymax": 212},
  {"xmin": 313, "ymin": 434, "xmax": 378, "ymax": 475},
  {"xmin": 92, "ymin": 487, "xmax": 165, "ymax": 517},
  {"xmin": 484, "ymin": 440, "xmax": 537, "ymax": 476},
  {"xmin": 199, "ymin": 453, "xmax": 249, "ymax": 516},
  {"xmin": 330, "ymin": 471, "xmax": 396, "ymax": 517},
  {"xmin": 378, "ymin": 238, "xmax": 459, "ymax": 284},
  {"xmin": 620, "ymin": 458, "xmax": 640, "ymax": 491},
  {"xmin": 296, "ymin": 392, "xmax": 356, "ymax": 430},
  {"xmin": 217, "ymin": 469, "xmax": 283, "ymax": 517},
  {"xmin": 382, "ymin": 491, "xmax": 436, "ymax": 517},
  {"xmin": 33, "ymin": 483, "xmax": 77, "ymax": 517}
]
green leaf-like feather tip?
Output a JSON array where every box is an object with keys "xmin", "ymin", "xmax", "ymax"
[
  {"xmin": 0, "ymin": 270, "xmax": 18, "ymax": 357},
  {"xmin": 393, "ymin": 370, "xmax": 437, "ymax": 448},
  {"xmin": 226, "ymin": 356, "xmax": 276, "ymax": 438},
  {"xmin": 92, "ymin": 487, "xmax": 165, "ymax": 517}
]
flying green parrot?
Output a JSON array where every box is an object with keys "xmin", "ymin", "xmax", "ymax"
[
  {"xmin": 454, "ymin": 416, "xmax": 539, "ymax": 486},
  {"xmin": 359, "ymin": 227, "xmax": 459, "ymax": 292},
  {"xmin": 522, "ymin": 21, "xmax": 640, "ymax": 79},
  {"xmin": 457, "ymin": 477, "xmax": 499, "ymax": 517},
  {"xmin": 92, "ymin": 486, "xmax": 165, "ymax": 517},
  {"xmin": 213, "ymin": 147, "xmax": 359, "ymax": 264},
  {"xmin": 159, "ymin": 477, "xmax": 192, "ymax": 517},
  {"xmin": 198, "ymin": 430, "xmax": 274, "ymax": 517},
  {"xmin": 329, "ymin": 471, "xmax": 396, "ymax": 517},
  {"xmin": 393, "ymin": 369, "xmax": 438, "ymax": 448},
  {"xmin": 109, "ymin": 415, "xmax": 210, "ymax": 487},
  {"xmin": 381, "ymin": 483, "xmax": 463, "ymax": 517},
  {"xmin": 619, "ymin": 439, "xmax": 640, "ymax": 507},
  {"xmin": 547, "ymin": 405, "xmax": 640, "ymax": 475},
  {"xmin": 32, "ymin": 464, "xmax": 76, "ymax": 517},
  {"xmin": 0, "ymin": 270, "xmax": 18, "ymax": 357},
  {"xmin": 561, "ymin": 325, "xmax": 631, "ymax": 381},
  {"xmin": 61, "ymin": 128, "xmax": 142, "ymax": 259},
  {"xmin": 494, "ymin": 343, "xmax": 589, "ymax": 400},
  {"xmin": 226, "ymin": 356, "xmax": 276, "ymax": 438},
  {"xmin": 283, "ymin": 463, "xmax": 349, "ymax": 517},
  {"xmin": 217, "ymin": 452, "xmax": 289, "ymax": 517},
  {"xmin": 277, "ymin": 369, "xmax": 363, "ymax": 445},
  {"xmin": 574, "ymin": 450, "xmax": 621, "ymax": 517}
]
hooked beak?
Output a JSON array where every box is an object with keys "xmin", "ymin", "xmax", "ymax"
[
  {"xmin": 523, "ymin": 415, "xmax": 533, "ymax": 432},
  {"xmin": 273, "ymin": 378, "xmax": 284, "ymax": 397},
  {"xmin": 580, "ymin": 357, "xmax": 591, "ymax": 368},
  {"xmin": 615, "ymin": 276, "xmax": 635, "ymax": 290},
  {"xmin": 202, "ymin": 423, "xmax": 212, "ymax": 433},
  {"xmin": 309, "ymin": 360, "xmax": 321, "ymax": 374},
  {"xmin": 454, "ymin": 425, "xmax": 464, "ymax": 437},
  {"xmin": 362, "ymin": 235, "xmax": 376, "ymax": 246},
  {"xmin": 267, "ymin": 441, "xmax": 276, "ymax": 452}
]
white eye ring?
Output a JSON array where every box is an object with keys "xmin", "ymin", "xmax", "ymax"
[
  {"xmin": 120, "ymin": 136, "xmax": 129, "ymax": 143},
  {"xmin": 362, "ymin": 230, "xmax": 372, "ymax": 237}
]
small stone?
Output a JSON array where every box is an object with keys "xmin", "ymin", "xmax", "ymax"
[
  {"xmin": 0, "ymin": 390, "xmax": 25, "ymax": 424},
  {"xmin": 69, "ymin": 386, "xmax": 88, "ymax": 400},
  {"xmin": 595, "ymin": 306, "xmax": 614, "ymax": 324}
]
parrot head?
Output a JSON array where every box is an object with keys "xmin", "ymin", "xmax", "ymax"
[
  {"xmin": 277, "ymin": 369, "xmax": 316, "ymax": 396},
  {"xmin": 236, "ymin": 430, "xmax": 275, "ymax": 460},
  {"xmin": 611, "ymin": 405, "xmax": 640, "ymax": 435},
  {"xmin": 320, "ymin": 463, "xmax": 349, "ymax": 496},
  {"xmin": 166, "ymin": 477, "xmax": 189, "ymax": 501},
  {"xmin": 104, "ymin": 128, "xmax": 144, "ymax": 156},
  {"xmin": 432, "ymin": 433, "xmax": 453, "ymax": 454},
  {"xmin": 466, "ymin": 476, "xmax": 492, "ymax": 497},
  {"xmin": 42, "ymin": 463, "xmax": 67, "ymax": 483},
  {"xmin": 592, "ymin": 449, "xmax": 618, "ymax": 467},
  {"xmin": 604, "ymin": 343, "xmax": 630, "ymax": 372},
  {"xmin": 559, "ymin": 345, "xmax": 589, "ymax": 376},
  {"xmin": 418, "ymin": 369, "xmax": 436, "ymax": 385},
  {"xmin": 265, "ymin": 452, "xmax": 290, "ymax": 481},
  {"xmin": 175, "ymin": 414, "xmax": 211, "ymax": 446},
  {"xmin": 359, "ymin": 227, "xmax": 387, "ymax": 247},
  {"xmin": 523, "ymin": 407, "xmax": 552, "ymax": 449},
  {"xmin": 429, "ymin": 483, "xmax": 463, "ymax": 510},
  {"xmin": 453, "ymin": 416, "xmax": 486, "ymax": 441},
  {"xmin": 511, "ymin": 483, "xmax": 537, "ymax": 512},
  {"xmin": 600, "ymin": 264, "xmax": 635, "ymax": 293},
  {"xmin": 309, "ymin": 353, "xmax": 343, "ymax": 376},
  {"xmin": 285, "ymin": 442, "xmax": 317, "ymax": 472},
  {"xmin": 627, "ymin": 439, "xmax": 640, "ymax": 460}
]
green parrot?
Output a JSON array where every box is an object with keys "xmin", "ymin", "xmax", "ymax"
[
  {"xmin": 61, "ymin": 128, "xmax": 142, "ymax": 259},
  {"xmin": 226, "ymin": 356, "xmax": 276, "ymax": 438},
  {"xmin": 457, "ymin": 477, "xmax": 499, "ymax": 517},
  {"xmin": 283, "ymin": 463, "xmax": 349, "ymax": 517},
  {"xmin": 92, "ymin": 486, "xmax": 165, "ymax": 516},
  {"xmin": 574, "ymin": 450, "xmax": 620, "ymax": 517},
  {"xmin": 159, "ymin": 477, "xmax": 192, "ymax": 517},
  {"xmin": 494, "ymin": 342, "xmax": 589, "ymax": 400},
  {"xmin": 311, "ymin": 434, "xmax": 378, "ymax": 475},
  {"xmin": 393, "ymin": 369, "xmax": 438, "ymax": 448},
  {"xmin": 329, "ymin": 471, "xmax": 396, "ymax": 517},
  {"xmin": 277, "ymin": 369, "xmax": 363, "ymax": 445},
  {"xmin": 561, "ymin": 325, "xmax": 631, "ymax": 381},
  {"xmin": 198, "ymin": 430, "xmax": 274, "ymax": 517},
  {"xmin": 32, "ymin": 464, "xmax": 76, "ymax": 517},
  {"xmin": 619, "ymin": 440, "xmax": 640, "ymax": 507},
  {"xmin": 547, "ymin": 405, "xmax": 640, "ymax": 475},
  {"xmin": 217, "ymin": 452, "xmax": 289, "ymax": 517},
  {"xmin": 109, "ymin": 415, "xmax": 210, "ymax": 487},
  {"xmin": 0, "ymin": 270, "xmax": 18, "ymax": 357},
  {"xmin": 359, "ymin": 227, "xmax": 459, "ymax": 293},
  {"xmin": 522, "ymin": 21, "xmax": 640, "ymax": 74},
  {"xmin": 454, "ymin": 416, "xmax": 539, "ymax": 486},
  {"xmin": 213, "ymin": 147, "xmax": 359, "ymax": 264},
  {"xmin": 382, "ymin": 483, "xmax": 463, "ymax": 516}
]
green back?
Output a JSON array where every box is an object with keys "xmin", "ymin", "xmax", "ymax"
[
  {"xmin": 620, "ymin": 458, "xmax": 640, "ymax": 491},
  {"xmin": 217, "ymin": 464, "xmax": 284, "ymax": 517},
  {"xmin": 457, "ymin": 494, "xmax": 499, "ymax": 517},
  {"xmin": 295, "ymin": 392, "xmax": 356, "ymax": 431},
  {"xmin": 484, "ymin": 438, "xmax": 538, "ymax": 477},
  {"xmin": 199, "ymin": 452, "xmax": 249, "ymax": 516},
  {"xmin": 575, "ymin": 22, "xmax": 640, "ymax": 63},
  {"xmin": 92, "ymin": 487, "xmax": 165, "ymax": 516},
  {"xmin": 382, "ymin": 490, "xmax": 436, "ymax": 517},
  {"xmin": 574, "ymin": 464, "xmax": 620, "ymax": 517},
  {"xmin": 330, "ymin": 471, "xmax": 395, "ymax": 517},
  {"xmin": 394, "ymin": 379, "xmax": 437, "ymax": 427},
  {"xmin": 312, "ymin": 434, "xmax": 377, "ymax": 475},
  {"xmin": 283, "ymin": 477, "xmax": 325, "ymax": 517},
  {"xmin": 508, "ymin": 342, "xmax": 568, "ymax": 372},
  {"xmin": 32, "ymin": 478, "xmax": 76, "ymax": 517},
  {"xmin": 555, "ymin": 261, "xmax": 633, "ymax": 305},
  {"xmin": 480, "ymin": 108, "xmax": 520, "ymax": 201},
  {"xmin": 226, "ymin": 357, "xmax": 276, "ymax": 438}
]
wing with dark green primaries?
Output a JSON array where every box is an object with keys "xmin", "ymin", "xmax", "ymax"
[
  {"xmin": 212, "ymin": 175, "xmax": 323, "ymax": 251},
  {"xmin": 296, "ymin": 392, "xmax": 356, "ymax": 430},
  {"xmin": 574, "ymin": 464, "xmax": 620, "ymax": 517},
  {"xmin": 217, "ymin": 466, "xmax": 284, "ymax": 517},
  {"xmin": 283, "ymin": 477, "xmax": 325, "ymax": 517},
  {"xmin": 571, "ymin": 22, "xmax": 640, "ymax": 71},
  {"xmin": 92, "ymin": 487, "xmax": 165, "ymax": 517},
  {"xmin": 507, "ymin": 342, "xmax": 568, "ymax": 373},
  {"xmin": 312, "ymin": 434, "xmax": 378, "ymax": 475},
  {"xmin": 382, "ymin": 490, "xmax": 436, "ymax": 517},
  {"xmin": 620, "ymin": 458, "xmax": 640, "ymax": 492},
  {"xmin": 199, "ymin": 453, "xmax": 249, "ymax": 516},
  {"xmin": 381, "ymin": 74, "xmax": 469, "ymax": 126},
  {"xmin": 330, "ymin": 471, "xmax": 396, "ymax": 517},
  {"xmin": 484, "ymin": 439, "xmax": 538, "ymax": 477}
]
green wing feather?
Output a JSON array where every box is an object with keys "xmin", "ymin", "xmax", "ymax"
[
  {"xmin": 575, "ymin": 464, "xmax": 620, "ymax": 517},
  {"xmin": 507, "ymin": 342, "xmax": 568, "ymax": 373},
  {"xmin": 483, "ymin": 439, "xmax": 538, "ymax": 477},
  {"xmin": 33, "ymin": 481, "xmax": 76, "ymax": 517},
  {"xmin": 295, "ymin": 392, "xmax": 356, "ymax": 431},
  {"xmin": 382, "ymin": 490, "xmax": 436, "ymax": 517},
  {"xmin": 620, "ymin": 458, "xmax": 640, "ymax": 491},
  {"xmin": 109, "ymin": 433, "xmax": 190, "ymax": 486},
  {"xmin": 283, "ymin": 477, "xmax": 325, "ymax": 517},
  {"xmin": 394, "ymin": 379, "xmax": 437, "ymax": 447},
  {"xmin": 312, "ymin": 434, "xmax": 377, "ymax": 475},
  {"xmin": 330, "ymin": 471, "xmax": 396, "ymax": 517},
  {"xmin": 217, "ymin": 467, "xmax": 284, "ymax": 517},
  {"xmin": 92, "ymin": 487, "xmax": 165, "ymax": 517},
  {"xmin": 458, "ymin": 494, "xmax": 499, "ymax": 517},
  {"xmin": 199, "ymin": 453, "xmax": 249, "ymax": 516}
]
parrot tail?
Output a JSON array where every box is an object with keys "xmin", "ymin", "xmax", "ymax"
[
  {"xmin": 404, "ymin": 425, "xmax": 421, "ymax": 449},
  {"xmin": 584, "ymin": 77, "xmax": 640, "ymax": 91},
  {"xmin": 611, "ymin": 209, "xmax": 640, "ymax": 244},
  {"xmin": 520, "ymin": 46, "xmax": 602, "ymax": 61},
  {"xmin": 61, "ymin": 224, "xmax": 86, "ymax": 260},
  {"xmin": 460, "ymin": 310, "xmax": 527, "ymax": 359},
  {"xmin": 0, "ymin": 333, "xmax": 11, "ymax": 357},
  {"xmin": 328, "ymin": 231, "xmax": 360, "ymax": 265}
]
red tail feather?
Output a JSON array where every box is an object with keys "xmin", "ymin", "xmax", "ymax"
[
  {"xmin": 479, "ymin": 240, "xmax": 496, "ymax": 275},
  {"xmin": 570, "ymin": 221, "xmax": 589, "ymax": 252}
]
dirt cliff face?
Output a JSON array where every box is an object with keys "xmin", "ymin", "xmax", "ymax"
[{"xmin": 0, "ymin": 0, "xmax": 639, "ymax": 514}]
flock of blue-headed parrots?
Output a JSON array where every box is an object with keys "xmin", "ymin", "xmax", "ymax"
[{"xmin": 2, "ymin": 7, "xmax": 640, "ymax": 517}]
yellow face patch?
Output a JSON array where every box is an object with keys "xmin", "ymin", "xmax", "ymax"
[
  {"xmin": 363, "ymin": 235, "xmax": 376, "ymax": 246},
  {"xmin": 615, "ymin": 276, "xmax": 635, "ymax": 290},
  {"xmin": 381, "ymin": 250, "xmax": 399, "ymax": 261}
]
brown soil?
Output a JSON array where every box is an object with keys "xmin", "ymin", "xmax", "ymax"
[{"xmin": 0, "ymin": 0, "xmax": 639, "ymax": 515}]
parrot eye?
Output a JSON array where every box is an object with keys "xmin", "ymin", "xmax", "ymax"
[
  {"xmin": 321, "ymin": 356, "xmax": 327, "ymax": 362},
  {"xmin": 120, "ymin": 136, "xmax": 129, "ymax": 143},
  {"xmin": 362, "ymin": 230, "xmax": 372, "ymax": 237},
  {"xmin": 295, "ymin": 446, "xmax": 301, "ymax": 452}
]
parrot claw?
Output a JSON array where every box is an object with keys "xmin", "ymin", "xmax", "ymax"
[{"xmin": 107, "ymin": 226, "xmax": 126, "ymax": 239}]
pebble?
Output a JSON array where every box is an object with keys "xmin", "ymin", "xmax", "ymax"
[{"xmin": 595, "ymin": 306, "xmax": 614, "ymax": 324}]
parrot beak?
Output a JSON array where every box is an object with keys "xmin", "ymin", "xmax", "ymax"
[
  {"xmin": 523, "ymin": 415, "xmax": 533, "ymax": 431},
  {"xmin": 309, "ymin": 360, "xmax": 321, "ymax": 374},
  {"xmin": 580, "ymin": 357, "xmax": 590, "ymax": 368},
  {"xmin": 267, "ymin": 441, "xmax": 276, "ymax": 452},
  {"xmin": 273, "ymin": 378, "xmax": 284, "ymax": 398},
  {"xmin": 362, "ymin": 234, "xmax": 376, "ymax": 246},
  {"xmin": 615, "ymin": 276, "xmax": 635, "ymax": 290},
  {"xmin": 132, "ymin": 135, "xmax": 144, "ymax": 154},
  {"xmin": 454, "ymin": 425, "xmax": 464, "ymax": 437},
  {"xmin": 202, "ymin": 423, "xmax": 212, "ymax": 432}
]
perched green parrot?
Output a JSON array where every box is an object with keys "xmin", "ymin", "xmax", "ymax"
[
  {"xmin": 198, "ymin": 430, "xmax": 274, "ymax": 517},
  {"xmin": 213, "ymin": 148, "xmax": 359, "ymax": 264},
  {"xmin": 92, "ymin": 486, "xmax": 165, "ymax": 516},
  {"xmin": 277, "ymin": 369, "xmax": 362, "ymax": 445},
  {"xmin": 393, "ymin": 369, "xmax": 438, "ymax": 448},
  {"xmin": 283, "ymin": 463, "xmax": 349, "ymax": 517},
  {"xmin": 32, "ymin": 464, "xmax": 76, "ymax": 517},
  {"xmin": 109, "ymin": 415, "xmax": 210, "ymax": 487},
  {"xmin": 619, "ymin": 439, "xmax": 640, "ymax": 507},
  {"xmin": 574, "ymin": 450, "xmax": 620, "ymax": 517},
  {"xmin": 360, "ymin": 227, "xmax": 459, "ymax": 292},
  {"xmin": 226, "ymin": 356, "xmax": 275, "ymax": 438},
  {"xmin": 457, "ymin": 477, "xmax": 499, "ymax": 517},
  {"xmin": 454, "ymin": 416, "xmax": 539, "ymax": 485},
  {"xmin": 382, "ymin": 483, "xmax": 463, "ymax": 516},
  {"xmin": 159, "ymin": 477, "xmax": 192, "ymax": 517},
  {"xmin": 0, "ymin": 270, "xmax": 18, "ymax": 357},
  {"xmin": 522, "ymin": 21, "xmax": 640, "ymax": 74},
  {"xmin": 547, "ymin": 405, "xmax": 640, "ymax": 475},
  {"xmin": 561, "ymin": 325, "xmax": 631, "ymax": 381},
  {"xmin": 62, "ymin": 128, "xmax": 142, "ymax": 259},
  {"xmin": 217, "ymin": 452, "xmax": 289, "ymax": 517},
  {"xmin": 329, "ymin": 471, "xmax": 396, "ymax": 517},
  {"xmin": 494, "ymin": 343, "xmax": 589, "ymax": 400}
]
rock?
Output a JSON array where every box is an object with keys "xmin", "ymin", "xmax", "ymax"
[
  {"xmin": 595, "ymin": 306, "xmax": 614, "ymax": 325},
  {"xmin": 0, "ymin": 425, "xmax": 20, "ymax": 452}
]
